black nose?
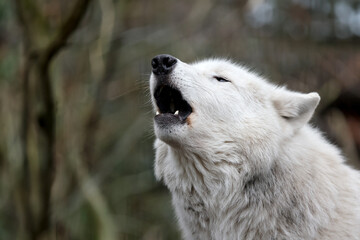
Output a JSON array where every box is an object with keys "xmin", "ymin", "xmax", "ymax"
[{"xmin": 151, "ymin": 54, "xmax": 177, "ymax": 75}]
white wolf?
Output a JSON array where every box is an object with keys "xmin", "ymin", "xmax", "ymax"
[{"xmin": 149, "ymin": 54, "xmax": 360, "ymax": 240}]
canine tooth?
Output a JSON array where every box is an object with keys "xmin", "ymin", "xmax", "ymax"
[
  {"xmin": 174, "ymin": 110, "xmax": 179, "ymax": 115},
  {"xmin": 156, "ymin": 111, "xmax": 160, "ymax": 115}
]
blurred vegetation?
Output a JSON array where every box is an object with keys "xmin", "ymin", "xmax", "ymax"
[{"xmin": 0, "ymin": 0, "xmax": 359, "ymax": 239}]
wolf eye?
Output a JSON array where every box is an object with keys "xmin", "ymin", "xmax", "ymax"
[{"xmin": 214, "ymin": 76, "xmax": 230, "ymax": 82}]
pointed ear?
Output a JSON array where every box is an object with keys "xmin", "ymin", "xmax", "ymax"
[{"xmin": 272, "ymin": 89, "xmax": 320, "ymax": 129}]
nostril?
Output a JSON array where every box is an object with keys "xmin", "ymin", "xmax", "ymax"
[
  {"xmin": 163, "ymin": 57, "xmax": 177, "ymax": 69},
  {"xmin": 151, "ymin": 54, "xmax": 177, "ymax": 75},
  {"xmin": 151, "ymin": 58, "xmax": 159, "ymax": 69}
]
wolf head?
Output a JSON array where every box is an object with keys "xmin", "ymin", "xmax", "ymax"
[{"xmin": 150, "ymin": 55, "xmax": 320, "ymax": 168}]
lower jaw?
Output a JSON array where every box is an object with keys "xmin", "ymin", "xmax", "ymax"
[{"xmin": 154, "ymin": 113, "xmax": 184, "ymax": 127}]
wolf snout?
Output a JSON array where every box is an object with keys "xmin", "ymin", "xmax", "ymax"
[{"xmin": 151, "ymin": 54, "xmax": 177, "ymax": 75}]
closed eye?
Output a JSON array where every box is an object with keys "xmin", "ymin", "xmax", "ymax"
[{"xmin": 214, "ymin": 76, "xmax": 230, "ymax": 82}]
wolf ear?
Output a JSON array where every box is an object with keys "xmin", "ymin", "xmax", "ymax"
[{"xmin": 272, "ymin": 89, "xmax": 320, "ymax": 129}]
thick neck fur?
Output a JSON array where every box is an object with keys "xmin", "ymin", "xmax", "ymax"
[
  {"xmin": 154, "ymin": 126, "xmax": 360, "ymax": 239},
  {"xmin": 155, "ymin": 138, "xmax": 254, "ymax": 197}
]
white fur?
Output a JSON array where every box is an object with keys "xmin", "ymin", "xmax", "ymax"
[{"xmin": 150, "ymin": 57, "xmax": 360, "ymax": 240}]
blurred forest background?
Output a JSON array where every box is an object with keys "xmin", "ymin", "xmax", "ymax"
[{"xmin": 0, "ymin": 0, "xmax": 360, "ymax": 239}]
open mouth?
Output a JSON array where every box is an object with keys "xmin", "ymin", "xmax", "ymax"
[{"xmin": 154, "ymin": 85, "xmax": 192, "ymax": 125}]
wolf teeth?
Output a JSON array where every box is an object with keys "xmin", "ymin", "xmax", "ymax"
[
  {"xmin": 156, "ymin": 111, "xmax": 160, "ymax": 115},
  {"xmin": 174, "ymin": 110, "xmax": 179, "ymax": 115}
]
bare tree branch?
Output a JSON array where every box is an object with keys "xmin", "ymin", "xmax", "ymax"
[
  {"xmin": 14, "ymin": 0, "xmax": 93, "ymax": 238},
  {"xmin": 44, "ymin": 0, "xmax": 92, "ymax": 62}
]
